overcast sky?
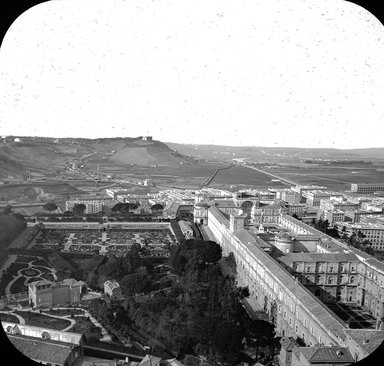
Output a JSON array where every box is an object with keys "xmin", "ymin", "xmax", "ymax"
[{"xmin": 0, "ymin": 0, "xmax": 384, "ymax": 148}]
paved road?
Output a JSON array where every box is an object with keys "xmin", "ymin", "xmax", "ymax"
[{"xmin": 241, "ymin": 164, "xmax": 298, "ymax": 186}]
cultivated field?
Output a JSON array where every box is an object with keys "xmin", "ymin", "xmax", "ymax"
[
  {"xmin": 268, "ymin": 165, "xmax": 384, "ymax": 192},
  {"xmin": 210, "ymin": 165, "xmax": 290, "ymax": 189}
]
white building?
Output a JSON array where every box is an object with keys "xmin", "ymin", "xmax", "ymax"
[
  {"xmin": 305, "ymin": 191, "xmax": 343, "ymax": 207},
  {"xmin": 178, "ymin": 220, "xmax": 194, "ymax": 239},
  {"xmin": 322, "ymin": 209, "xmax": 345, "ymax": 226},
  {"xmin": 66, "ymin": 199, "xmax": 105, "ymax": 214},
  {"xmin": 335, "ymin": 222, "xmax": 384, "ymax": 250},
  {"xmin": 105, "ymin": 187, "xmax": 127, "ymax": 199},
  {"xmin": 104, "ymin": 280, "xmax": 122, "ymax": 300},
  {"xmin": 276, "ymin": 189, "xmax": 301, "ymax": 204}
]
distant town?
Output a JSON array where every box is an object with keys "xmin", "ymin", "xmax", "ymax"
[{"xmin": 1, "ymin": 136, "xmax": 384, "ymax": 366}]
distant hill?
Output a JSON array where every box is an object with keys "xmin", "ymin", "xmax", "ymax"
[
  {"xmin": 0, "ymin": 136, "xmax": 194, "ymax": 178},
  {"xmin": 165, "ymin": 143, "xmax": 384, "ymax": 162}
]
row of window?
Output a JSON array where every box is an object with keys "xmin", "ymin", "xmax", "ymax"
[{"xmin": 301, "ymin": 275, "xmax": 356, "ymax": 285}]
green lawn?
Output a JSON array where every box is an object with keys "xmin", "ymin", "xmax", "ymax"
[
  {"xmin": 14, "ymin": 311, "xmax": 72, "ymax": 330},
  {"xmin": 10, "ymin": 277, "xmax": 28, "ymax": 294},
  {"xmin": 44, "ymin": 308, "xmax": 84, "ymax": 317},
  {"xmin": 0, "ymin": 313, "xmax": 19, "ymax": 323}
]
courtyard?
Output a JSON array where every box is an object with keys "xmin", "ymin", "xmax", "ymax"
[{"xmin": 327, "ymin": 302, "xmax": 377, "ymax": 329}]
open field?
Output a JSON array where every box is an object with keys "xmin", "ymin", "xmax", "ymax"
[
  {"xmin": 266, "ymin": 165, "xmax": 384, "ymax": 192},
  {"xmin": 210, "ymin": 165, "xmax": 290, "ymax": 189}
]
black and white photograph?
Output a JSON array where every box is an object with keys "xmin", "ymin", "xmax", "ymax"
[{"xmin": 1, "ymin": 0, "xmax": 384, "ymax": 365}]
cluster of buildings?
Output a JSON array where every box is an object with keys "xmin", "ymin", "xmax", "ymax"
[
  {"xmin": 5, "ymin": 178, "xmax": 384, "ymax": 365},
  {"xmin": 3, "ymin": 321, "xmax": 179, "ymax": 366},
  {"xmin": 190, "ymin": 182, "xmax": 384, "ymax": 364}
]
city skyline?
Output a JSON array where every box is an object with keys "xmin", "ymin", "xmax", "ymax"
[{"xmin": 1, "ymin": 0, "xmax": 384, "ymax": 148}]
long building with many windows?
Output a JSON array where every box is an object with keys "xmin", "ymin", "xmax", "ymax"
[
  {"xmin": 205, "ymin": 206, "xmax": 384, "ymax": 364},
  {"xmin": 351, "ymin": 183, "xmax": 384, "ymax": 195}
]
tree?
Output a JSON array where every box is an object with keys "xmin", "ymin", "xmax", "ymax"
[
  {"xmin": 120, "ymin": 273, "xmax": 150, "ymax": 295},
  {"xmin": 111, "ymin": 202, "xmax": 137, "ymax": 215},
  {"xmin": 227, "ymin": 252, "xmax": 237, "ymax": 270},
  {"xmin": 127, "ymin": 203, "xmax": 138, "ymax": 212},
  {"xmin": 151, "ymin": 203, "xmax": 164, "ymax": 212},
  {"xmin": 341, "ymin": 226, "xmax": 348, "ymax": 239},
  {"xmin": 43, "ymin": 202, "xmax": 58, "ymax": 215},
  {"xmin": 73, "ymin": 203, "xmax": 86, "ymax": 215},
  {"xmin": 201, "ymin": 240, "xmax": 222, "ymax": 263},
  {"xmin": 2, "ymin": 205, "xmax": 12, "ymax": 215}
]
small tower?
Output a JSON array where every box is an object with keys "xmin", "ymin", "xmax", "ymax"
[{"xmin": 230, "ymin": 213, "xmax": 245, "ymax": 233}]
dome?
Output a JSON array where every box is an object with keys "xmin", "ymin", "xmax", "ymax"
[{"xmin": 277, "ymin": 230, "xmax": 292, "ymax": 241}]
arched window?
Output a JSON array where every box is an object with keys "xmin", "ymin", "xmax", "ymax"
[
  {"xmin": 328, "ymin": 277, "xmax": 333, "ymax": 285},
  {"xmin": 350, "ymin": 276, "xmax": 355, "ymax": 284}
]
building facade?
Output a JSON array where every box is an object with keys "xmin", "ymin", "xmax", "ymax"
[
  {"xmin": 206, "ymin": 207, "xmax": 384, "ymax": 363},
  {"xmin": 29, "ymin": 278, "xmax": 86, "ymax": 308},
  {"xmin": 65, "ymin": 199, "xmax": 105, "ymax": 214},
  {"xmin": 351, "ymin": 183, "xmax": 384, "ymax": 194}
]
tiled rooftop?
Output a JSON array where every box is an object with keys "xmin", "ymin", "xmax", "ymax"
[
  {"xmin": 298, "ymin": 346, "xmax": 354, "ymax": 363},
  {"xmin": 208, "ymin": 206, "xmax": 229, "ymax": 229},
  {"xmin": 8, "ymin": 334, "xmax": 76, "ymax": 365},
  {"xmin": 278, "ymin": 252, "xmax": 359, "ymax": 264},
  {"xmin": 344, "ymin": 329, "xmax": 384, "ymax": 355}
]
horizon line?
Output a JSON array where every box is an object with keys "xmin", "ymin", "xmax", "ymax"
[{"xmin": 2, "ymin": 134, "xmax": 384, "ymax": 150}]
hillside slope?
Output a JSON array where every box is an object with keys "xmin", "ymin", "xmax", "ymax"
[
  {"xmin": 166, "ymin": 143, "xmax": 384, "ymax": 162},
  {"xmin": 0, "ymin": 137, "xmax": 194, "ymax": 178}
]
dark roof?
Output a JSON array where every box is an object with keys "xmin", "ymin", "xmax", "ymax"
[
  {"xmin": 194, "ymin": 202, "xmax": 210, "ymax": 208},
  {"xmin": 237, "ymin": 230, "xmax": 272, "ymax": 250},
  {"xmin": 208, "ymin": 206, "xmax": 229, "ymax": 229},
  {"xmin": 214, "ymin": 199, "xmax": 237, "ymax": 207},
  {"xmin": 279, "ymin": 252, "xmax": 359, "ymax": 264},
  {"xmin": 8, "ymin": 334, "xmax": 76, "ymax": 365},
  {"xmin": 298, "ymin": 346, "xmax": 354, "ymax": 363},
  {"xmin": 365, "ymin": 257, "xmax": 384, "ymax": 274}
]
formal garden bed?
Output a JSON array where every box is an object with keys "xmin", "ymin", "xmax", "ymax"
[
  {"xmin": 27, "ymin": 277, "xmax": 43, "ymax": 284},
  {"xmin": 14, "ymin": 311, "xmax": 72, "ymax": 331},
  {"xmin": 6, "ymin": 262, "xmax": 29, "ymax": 274},
  {"xmin": 44, "ymin": 308, "xmax": 85, "ymax": 317},
  {"xmin": 32, "ymin": 265, "xmax": 54, "ymax": 273},
  {"xmin": 0, "ymin": 313, "xmax": 20, "ymax": 323},
  {"xmin": 20, "ymin": 268, "xmax": 40, "ymax": 277},
  {"xmin": 40, "ymin": 272, "xmax": 55, "ymax": 282},
  {"xmin": 10, "ymin": 277, "xmax": 28, "ymax": 294}
]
